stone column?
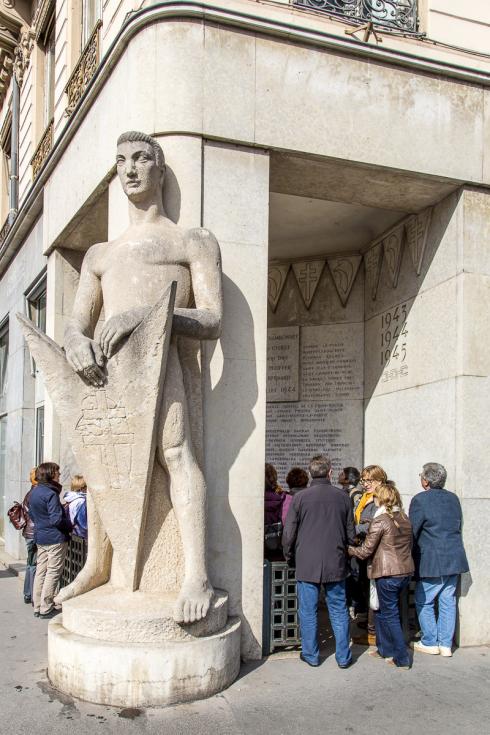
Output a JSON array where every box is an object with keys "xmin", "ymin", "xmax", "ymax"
[
  {"xmin": 363, "ymin": 187, "xmax": 490, "ymax": 646},
  {"xmin": 202, "ymin": 142, "xmax": 270, "ymax": 660}
]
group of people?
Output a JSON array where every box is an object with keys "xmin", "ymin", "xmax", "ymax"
[
  {"xmin": 264, "ymin": 457, "xmax": 469, "ymax": 669},
  {"xmin": 11, "ymin": 462, "xmax": 88, "ymax": 619}
]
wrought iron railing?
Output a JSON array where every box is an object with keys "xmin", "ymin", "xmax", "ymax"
[
  {"xmin": 65, "ymin": 20, "xmax": 102, "ymax": 116},
  {"xmin": 293, "ymin": 0, "xmax": 418, "ymax": 33},
  {"xmin": 0, "ymin": 215, "xmax": 11, "ymax": 246},
  {"xmin": 31, "ymin": 118, "xmax": 53, "ymax": 179}
]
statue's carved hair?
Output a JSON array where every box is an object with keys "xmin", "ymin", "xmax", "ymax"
[{"xmin": 117, "ymin": 131, "xmax": 165, "ymax": 170}]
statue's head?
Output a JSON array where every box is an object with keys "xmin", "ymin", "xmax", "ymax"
[{"xmin": 116, "ymin": 131, "xmax": 165, "ymax": 203}]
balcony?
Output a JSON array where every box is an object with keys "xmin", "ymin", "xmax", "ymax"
[
  {"xmin": 293, "ymin": 0, "xmax": 418, "ymax": 34},
  {"xmin": 65, "ymin": 20, "xmax": 102, "ymax": 117},
  {"xmin": 31, "ymin": 118, "xmax": 53, "ymax": 179},
  {"xmin": 0, "ymin": 214, "xmax": 11, "ymax": 247}
]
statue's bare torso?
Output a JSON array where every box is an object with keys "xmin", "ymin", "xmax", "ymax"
[{"xmin": 59, "ymin": 135, "xmax": 223, "ymax": 624}]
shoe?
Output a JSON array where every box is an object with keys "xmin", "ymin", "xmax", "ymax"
[
  {"xmin": 413, "ymin": 641, "xmax": 439, "ymax": 655},
  {"xmin": 368, "ymin": 649, "xmax": 393, "ymax": 663},
  {"xmin": 299, "ymin": 653, "xmax": 320, "ymax": 667},
  {"xmin": 386, "ymin": 659, "xmax": 410, "ymax": 670},
  {"xmin": 33, "ymin": 611, "xmax": 40, "ymax": 618},
  {"xmin": 439, "ymin": 646, "xmax": 452, "ymax": 657},
  {"xmin": 24, "ymin": 596, "xmax": 32, "ymax": 604},
  {"xmin": 337, "ymin": 659, "xmax": 353, "ymax": 669},
  {"xmin": 39, "ymin": 608, "xmax": 60, "ymax": 620},
  {"xmin": 367, "ymin": 633, "xmax": 376, "ymax": 646}
]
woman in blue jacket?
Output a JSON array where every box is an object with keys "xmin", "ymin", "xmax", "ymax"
[{"xmin": 28, "ymin": 462, "xmax": 71, "ymax": 618}]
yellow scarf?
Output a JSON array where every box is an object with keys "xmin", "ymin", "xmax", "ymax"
[{"xmin": 354, "ymin": 492, "xmax": 375, "ymax": 525}]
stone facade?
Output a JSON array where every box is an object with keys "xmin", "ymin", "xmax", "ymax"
[{"xmin": 0, "ymin": 2, "xmax": 489, "ymax": 676}]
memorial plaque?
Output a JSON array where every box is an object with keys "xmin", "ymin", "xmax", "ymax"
[
  {"xmin": 301, "ymin": 323, "xmax": 363, "ymax": 401},
  {"xmin": 266, "ymin": 400, "xmax": 363, "ymax": 486},
  {"xmin": 267, "ymin": 326, "xmax": 299, "ymax": 402},
  {"xmin": 365, "ymin": 298, "xmax": 412, "ymax": 396}
]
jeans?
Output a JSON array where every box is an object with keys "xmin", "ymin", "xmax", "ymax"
[
  {"xmin": 415, "ymin": 575, "xmax": 458, "ymax": 648},
  {"xmin": 23, "ymin": 539, "xmax": 37, "ymax": 601},
  {"xmin": 297, "ymin": 579, "xmax": 352, "ymax": 667},
  {"xmin": 374, "ymin": 576, "xmax": 411, "ymax": 667}
]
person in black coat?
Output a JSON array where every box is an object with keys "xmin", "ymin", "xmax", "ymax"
[
  {"xmin": 28, "ymin": 462, "xmax": 71, "ymax": 619},
  {"xmin": 283, "ymin": 455, "xmax": 355, "ymax": 668},
  {"xmin": 409, "ymin": 462, "xmax": 469, "ymax": 657}
]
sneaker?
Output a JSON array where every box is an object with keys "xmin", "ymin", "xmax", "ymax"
[
  {"xmin": 24, "ymin": 595, "xmax": 32, "ymax": 604},
  {"xmin": 299, "ymin": 653, "xmax": 320, "ymax": 667},
  {"xmin": 413, "ymin": 641, "xmax": 439, "ymax": 655},
  {"xmin": 439, "ymin": 646, "xmax": 452, "ymax": 657}
]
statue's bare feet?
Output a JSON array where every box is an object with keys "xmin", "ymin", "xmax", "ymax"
[
  {"xmin": 54, "ymin": 567, "xmax": 108, "ymax": 606},
  {"xmin": 173, "ymin": 580, "xmax": 214, "ymax": 624}
]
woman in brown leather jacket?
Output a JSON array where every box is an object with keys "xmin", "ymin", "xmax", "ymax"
[{"xmin": 348, "ymin": 482, "xmax": 414, "ymax": 669}]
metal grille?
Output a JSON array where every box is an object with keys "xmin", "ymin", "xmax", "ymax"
[
  {"xmin": 294, "ymin": 0, "xmax": 418, "ymax": 33},
  {"xmin": 60, "ymin": 535, "xmax": 87, "ymax": 588},
  {"xmin": 263, "ymin": 561, "xmax": 418, "ymax": 655},
  {"xmin": 263, "ymin": 561, "xmax": 301, "ymax": 654}
]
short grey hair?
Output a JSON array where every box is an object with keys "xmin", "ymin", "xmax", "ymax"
[
  {"xmin": 117, "ymin": 131, "xmax": 165, "ymax": 171},
  {"xmin": 309, "ymin": 454, "xmax": 332, "ymax": 479},
  {"xmin": 421, "ymin": 462, "xmax": 447, "ymax": 489}
]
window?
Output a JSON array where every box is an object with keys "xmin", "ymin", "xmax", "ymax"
[
  {"xmin": 0, "ymin": 114, "xmax": 11, "ymax": 230},
  {"xmin": 0, "ymin": 415, "xmax": 7, "ymax": 540},
  {"xmin": 82, "ymin": 0, "xmax": 102, "ymax": 48},
  {"xmin": 28, "ymin": 285, "xmax": 47, "ymax": 333},
  {"xmin": 0, "ymin": 320, "xmax": 8, "ymax": 413},
  {"xmin": 35, "ymin": 405, "xmax": 45, "ymax": 465},
  {"xmin": 41, "ymin": 13, "xmax": 56, "ymax": 127}
]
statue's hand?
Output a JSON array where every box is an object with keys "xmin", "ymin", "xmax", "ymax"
[
  {"xmin": 65, "ymin": 335, "xmax": 105, "ymax": 387},
  {"xmin": 99, "ymin": 311, "xmax": 142, "ymax": 359}
]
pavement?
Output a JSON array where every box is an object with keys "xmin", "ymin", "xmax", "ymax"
[{"xmin": 1, "ymin": 555, "xmax": 489, "ymax": 735}]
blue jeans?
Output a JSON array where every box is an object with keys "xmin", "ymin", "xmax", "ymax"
[
  {"xmin": 415, "ymin": 575, "xmax": 458, "ymax": 648},
  {"xmin": 297, "ymin": 580, "xmax": 352, "ymax": 667},
  {"xmin": 374, "ymin": 576, "xmax": 411, "ymax": 667}
]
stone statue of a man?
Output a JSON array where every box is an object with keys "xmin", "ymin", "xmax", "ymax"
[{"xmin": 60, "ymin": 131, "xmax": 223, "ymax": 624}]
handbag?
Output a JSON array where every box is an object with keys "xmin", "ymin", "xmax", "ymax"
[
  {"xmin": 7, "ymin": 502, "xmax": 26, "ymax": 530},
  {"xmin": 369, "ymin": 578, "xmax": 380, "ymax": 611},
  {"xmin": 264, "ymin": 521, "xmax": 283, "ymax": 552}
]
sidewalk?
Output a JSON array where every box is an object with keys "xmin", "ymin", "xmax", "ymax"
[{"xmin": 1, "ymin": 550, "xmax": 489, "ymax": 735}]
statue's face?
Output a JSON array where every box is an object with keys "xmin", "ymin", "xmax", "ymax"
[{"xmin": 116, "ymin": 140, "xmax": 162, "ymax": 202}]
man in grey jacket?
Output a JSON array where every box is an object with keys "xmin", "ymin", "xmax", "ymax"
[{"xmin": 283, "ymin": 455, "xmax": 355, "ymax": 668}]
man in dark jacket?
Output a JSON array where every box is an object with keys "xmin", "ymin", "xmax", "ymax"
[
  {"xmin": 283, "ymin": 455, "xmax": 355, "ymax": 668},
  {"xmin": 409, "ymin": 462, "xmax": 469, "ymax": 657},
  {"xmin": 28, "ymin": 462, "xmax": 71, "ymax": 618}
]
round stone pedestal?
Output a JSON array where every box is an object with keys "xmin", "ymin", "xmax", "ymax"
[{"xmin": 48, "ymin": 586, "xmax": 241, "ymax": 707}]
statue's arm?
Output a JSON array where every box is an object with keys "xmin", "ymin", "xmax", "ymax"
[
  {"xmin": 173, "ymin": 228, "xmax": 223, "ymax": 340},
  {"xmin": 64, "ymin": 247, "xmax": 105, "ymax": 385}
]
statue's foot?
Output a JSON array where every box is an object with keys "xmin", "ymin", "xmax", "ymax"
[
  {"xmin": 54, "ymin": 569, "xmax": 108, "ymax": 606},
  {"xmin": 173, "ymin": 580, "xmax": 214, "ymax": 624}
]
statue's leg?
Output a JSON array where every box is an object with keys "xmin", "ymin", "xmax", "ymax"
[
  {"xmin": 158, "ymin": 343, "xmax": 213, "ymax": 624},
  {"xmin": 54, "ymin": 490, "xmax": 112, "ymax": 604}
]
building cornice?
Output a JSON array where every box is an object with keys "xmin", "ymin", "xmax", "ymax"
[{"xmin": 1, "ymin": 0, "xmax": 490, "ymax": 276}]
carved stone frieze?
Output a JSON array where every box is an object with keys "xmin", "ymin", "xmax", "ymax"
[
  {"xmin": 13, "ymin": 25, "xmax": 33, "ymax": 85},
  {"xmin": 292, "ymin": 260, "xmax": 325, "ymax": 310},
  {"xmin": 383, "ymin": 223, "xmax": 404, "ymax": 289},
  {"xmin": 327, "ymin": 254, "xmax": 362, "ymax": 307},
  {"xmin": 406, "ymin": 208, "xmax": 431, "ymax": 276},
  {"xmin": 65, "ymin": 20, "xmax": 102, "ymax": 116},
  {"xmin": 268, "ymin": 263, "xmax": 290, "ymax": 312},
  {"xmin": 364, "ymin": 240, "xmax": 383, "ymax": 301}
]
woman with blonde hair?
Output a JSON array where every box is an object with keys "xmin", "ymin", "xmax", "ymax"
[
  {"xmin": 349, "ymin": 482, "xmax": 414, "ymax": 669},
  {"xmin": 351, "ymin": 465, "xmax": 388, "ymax": 644}
]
